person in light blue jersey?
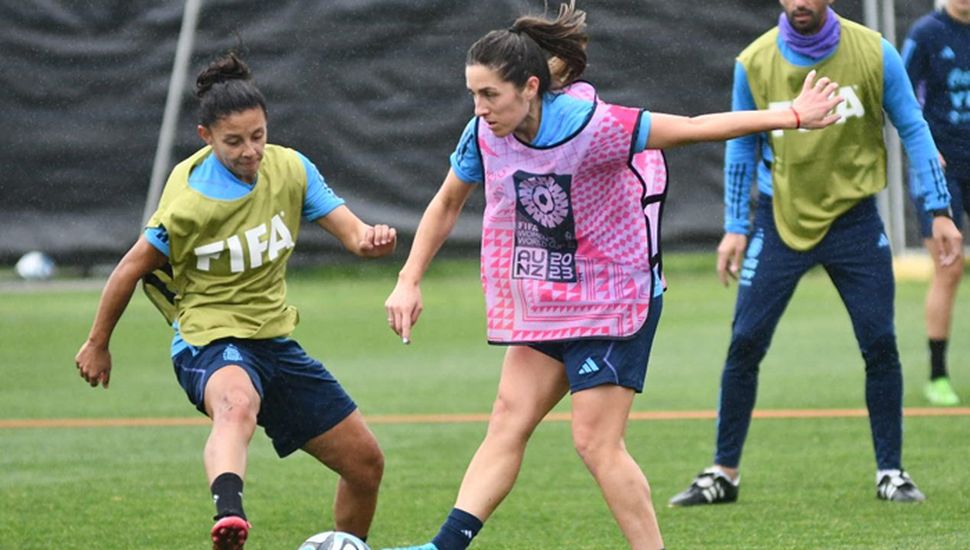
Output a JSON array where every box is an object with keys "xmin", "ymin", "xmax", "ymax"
[
  {"xmin": 381, "ymin": 2, "xmax": 843, "ymax": 549},
  {"xmin": 901, "ymin": 0, "xmax": 970, "ymax": 406},
  {"xmin": 75, "ymin": 52, "xmax": 395, "ymax": 550},
  {"xmin": 669, "ymin": 0, "xmax": 963, "ymax": 508}
]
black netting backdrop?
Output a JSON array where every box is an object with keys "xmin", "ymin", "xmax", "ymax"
[{"xmin": 0, "ymin": 0, "xmax": 933, "ymax": 266}]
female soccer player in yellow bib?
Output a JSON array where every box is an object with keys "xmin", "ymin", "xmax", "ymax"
[{"xmin": 75, "ymin": 52, "xmax": 395, "ymax": 549}]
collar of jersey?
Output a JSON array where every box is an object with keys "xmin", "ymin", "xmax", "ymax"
[{"xmin": 188, "ymin": 153, "xmax": 259, "ymax": 201}]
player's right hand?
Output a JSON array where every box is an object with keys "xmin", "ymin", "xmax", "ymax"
[
  {"xmin": 385, "ymin": 280, "xmax": 423, "ymax": 344},
  {"xmin": 716, "ymin": 232, "xmax": 748, "ymax": 287},
  {"xmin": 75, "ymin": 341, "xmax": 112, "ymax": 389}
]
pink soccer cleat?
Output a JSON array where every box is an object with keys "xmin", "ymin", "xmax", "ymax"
[{"xmin": 211, "ymin": 516, "xmax": 251, "ymax": 550}]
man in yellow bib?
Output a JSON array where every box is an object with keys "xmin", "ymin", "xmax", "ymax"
[
  {"xmin": 75, "ymin": 53, "xmax": 395, "ymax": 549},
  {"xmin": 670, "ymin": 0, "xmax": 963, "ymax": 506}
]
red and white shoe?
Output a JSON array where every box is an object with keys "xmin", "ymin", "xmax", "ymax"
[{"xmin": 211, "ymin": 516, "xmax": 251, "ymax": 550}]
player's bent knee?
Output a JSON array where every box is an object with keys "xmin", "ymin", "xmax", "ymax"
[
  {"xmin": 204, "ymin": 366, "xmax": 260, "ymax": 422},
  {"xmin": 486, "ymin": 395, "xmax": 539, "ymax": 439},
  {"xmin": 724, "ymin": 335, "xmax": 767, "ymax": 374},
  {"xmin": 351, "ymin": 440, "xmax": 384, "ymax": 488},
  {"xmin": 341, "ymin": 455, "xmax": 383, "ymax": 495},
  {"xmin": 571, "ymin": 431, "xmax": 622, "ymax": 470},
  {"xmin": 311, "ymin": 417, "xmax": 385, "ymax": 489},
  {"xmin": 209, "ymin": 390, "xmax": 259, "ymax": 425},
  {"xmin": 862, "ymin": 334, "xmax": 901, "ymax": 374}
]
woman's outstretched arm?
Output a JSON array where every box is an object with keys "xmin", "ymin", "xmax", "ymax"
[{"xmin": 647, "ymin": 70, "xmax": 843, "ymax": 149}]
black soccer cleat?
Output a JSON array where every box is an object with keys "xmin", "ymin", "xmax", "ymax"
[
  {"xmin": 668, "ymin": 467, "xmax": 739, "ymax": 507},
  {"xmin": 876, "ymin": 470, "xmax": 926, "ymax": 503}
]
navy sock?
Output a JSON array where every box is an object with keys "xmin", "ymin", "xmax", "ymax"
[
  {"xmin": 929, "ymin": 339, "xmax": 948, "ymax": 380},
  {"xmin": 431, "ymin": 508, "xmax": 483, "ymax": 550},
  {"xmin": 210, "ymin": 472, "xmax": 246, "ymax": 521}
]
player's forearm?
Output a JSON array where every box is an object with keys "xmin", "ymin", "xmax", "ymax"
[
  {"xmin": 882, "ymin": 45, "xmax": 951, "ymax": 210},
  {"xmin": 86, "ymin": 263, "xmax": 141, "ymax": 348},
  {"xmin": 703, "ymin": 109, "xmax": 796, "ymax": 141},
  {"xmin": 648, "ymin": 109, "xmax": 797, "ymax": 149},
  {"xmin": 724, "ymin": 163, "xmax": 756, "ymax": 234},
  {"xmin": 397, "ymin": 191, "xmax": 464, "ymax": 286},
  {"xmin": 86, "ymin": 238, "xmax": 165, "ymax": 347}
]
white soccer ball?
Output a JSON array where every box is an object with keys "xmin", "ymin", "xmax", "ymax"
[
  {"xmin": 297, "ymin": 531, "xmax": 370, "ymax": 550},
  {"xmin": 14, "ymin": 251, "xmax": 56, "ymax": 281}
]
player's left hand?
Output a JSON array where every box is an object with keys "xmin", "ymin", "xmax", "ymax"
[
  {"xmin": 358, "ymin": 224, "xmax": 397, "ymax": 258},
  {"xmin": 931, "ymin": 216, "xmax": 963, "ymax": 267},
  {"xmin": 791, "ymin": 70, "xmax": 844, "ymax": 129}
]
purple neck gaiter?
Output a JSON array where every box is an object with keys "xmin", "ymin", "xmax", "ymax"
[{"xmin": 778, "ymin": 7, "xmax": 841, "ymax": 59}]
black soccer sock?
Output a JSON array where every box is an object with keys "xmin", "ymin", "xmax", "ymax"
[
  {"xmin": 929, "ymin": 338, "xmax": 948, "ymax": 380},
  {"xmin": 431, "ymin": 508, "xmax": 483, "ymax": 550},
  {"xmin": 211, "ymin": 472, "xmax": 246, "ymax": 521}
]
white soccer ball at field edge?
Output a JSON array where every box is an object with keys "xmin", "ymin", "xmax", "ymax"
[
  {"xmin": 298, "ymin": 531, "xmax": 370, "ymax": 550},
  {"xmin": 14, "ymin": 251, "xmax": 56, "ymax": 281}
]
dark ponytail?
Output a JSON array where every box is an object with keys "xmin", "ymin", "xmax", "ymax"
[
  {"xmin": 195, "ymin": 52, "xmax": 267, "ymax": 127},
  {"xmin": 466, "ymin": 1, "xmax": 588, "ymax": 93}
]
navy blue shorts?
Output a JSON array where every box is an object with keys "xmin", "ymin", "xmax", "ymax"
[
  {"xmin": 173, "ymin": 337, "xmax": 357, "ymax": 458},
  {"xmin": 527, "ymin": 295, "xmax": 663, "ymax": 394},
  {"xmin": 913, "ymin": 176, "xmax": 969, "ymax": 237}
]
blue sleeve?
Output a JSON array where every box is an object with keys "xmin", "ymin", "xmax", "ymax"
[
  {"xmin": 881, "ymin": 39, "xmax": 951, "ymax": 210},
  {"xmin": 449, "ymin": 118, "xmax": 484, "ymax": 184},
  {"xmin": 144, "ymin": 226, "xmax": 171, "ymax": 257},
  {"xmin": 297, "ymin": 152, "xmax": 347, "ymax": 222},
  {"xmin": 723, "ymin": 61, "xmax": 760, "ymax": 234},
  {"xmin": 900, "ymin": 38, "xmax": 929, "ymax": 94},
  {"xmin": 902, "ymin": 17, "xmax": 934, "ymax": 94},
  {"xmin": 633, "ymin": 111, "xmax": 652, "ymax": 153}
]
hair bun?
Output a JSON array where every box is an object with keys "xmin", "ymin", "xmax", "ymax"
[{"xmin": 195, "ymin": 52, "xmax": 252, "ymax": 98}]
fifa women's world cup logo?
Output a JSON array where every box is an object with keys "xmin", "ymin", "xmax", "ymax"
[
  {"xmin": 511, "ymin": 171, "xmax": 577, "ymax": 282},
  {"xmin": 519, "ymin": 174, "xmax": 570, "ymax": 228}
]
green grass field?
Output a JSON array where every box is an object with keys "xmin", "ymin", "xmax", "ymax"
[{"xmin": 1, "ymin": 255, "xmax": 967, "ymax": 549}]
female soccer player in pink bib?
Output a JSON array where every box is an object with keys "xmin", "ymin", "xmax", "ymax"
[{"xmin": 383, "ymin": 3, "xmax": 841, "ymax": 549}]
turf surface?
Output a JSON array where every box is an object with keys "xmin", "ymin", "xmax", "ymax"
[{"xmin": 1, "ymin": 255, "xmax": 967, "ymax": 548}]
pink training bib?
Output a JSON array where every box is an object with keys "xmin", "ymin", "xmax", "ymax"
[{"xmin": 479, "ymin": 81, "xmax": 667, "ymax": 343}]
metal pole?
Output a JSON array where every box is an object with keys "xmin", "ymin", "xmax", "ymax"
[
  {"xmin": 863, "ymin": 0, "xmax": 879, "ymax": 32},
  {"xmin": 864, "ymin": 0, "xmax": 907, "ymax": 253},
  {"xmin": 881, "ymin": 0, "xmax": 908, "ymax": 253},
  {"xmin": 862, "ymin": 0, "xmax": 893, "ymax": 230},
  {"xmin": 141, "ymin": 0, "xmax": 203, "ymax": 227}
]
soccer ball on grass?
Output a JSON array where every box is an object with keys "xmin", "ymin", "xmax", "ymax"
[{"xmin": 298, "ymin": 531, "xmax": 370, "ymax": 550}]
